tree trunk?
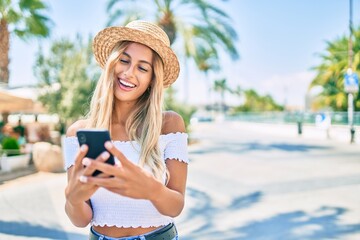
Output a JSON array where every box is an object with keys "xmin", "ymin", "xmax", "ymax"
[
  {"xmin": 0, "ymin": 19, "xmax": 10, "ymax": 84},
  {"xmin": 158, "ymin": 13, "xmax": 176, "ymax": 45},
  {"xmin": 221, "ymin": 91, "xmax": 226, "ymax": 114}
]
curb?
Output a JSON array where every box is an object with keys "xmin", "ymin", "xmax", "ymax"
[{"xmin": 0, "ymin": 164, "xmax": 38, "ymax": 184}]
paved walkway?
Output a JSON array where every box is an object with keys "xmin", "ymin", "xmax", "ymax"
[
  {"xmin": 0, "ymin": 122, "xmax": 359, "ymax": 239},
  {"xmin": 178, "ymin": 122, "xmax": 360, "ymax": 239}
]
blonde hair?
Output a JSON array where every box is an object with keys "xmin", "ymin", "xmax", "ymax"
[{"xmin": 86, "ymin": 41, "xmax": 166, "ymax": 181}]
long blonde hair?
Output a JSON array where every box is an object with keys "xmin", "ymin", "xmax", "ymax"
[{"xmin": 86, "ymin": 41, "xmax": 166, "ymax": 181}]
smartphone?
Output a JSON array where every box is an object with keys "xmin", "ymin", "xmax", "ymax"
[{"xmin": 76, "ymin": 129, "xmax": 115, "ymax": 176}]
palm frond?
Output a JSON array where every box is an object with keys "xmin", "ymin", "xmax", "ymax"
[
  {"xmin": 4, "ymin": 8, "xmax": 21, "ymax": 24},
  {"xmin": 19, "ymin": 0, "xmax": 47, "ymax": 11},
  {"xmin": 0, "ymin": 0, "xmax": 11, "ymax": 13},
  {"xmin": 106, "ymin": 0, "xmax": 121, "ymax": 12},
  {"xmin": 24, "ymin": 13, "xmax": 51, "ymax": 37}
]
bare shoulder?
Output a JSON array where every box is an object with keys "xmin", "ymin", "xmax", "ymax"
[
  {"xmin": 66, "ymin": 119, "xmax": 89, "ymax": 137},
  {"xmin": 162, "ymin": 111, "xmax": 186, "ymax": 135}
]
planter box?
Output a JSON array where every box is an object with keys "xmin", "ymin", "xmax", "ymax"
[{"xmin": 0, "ymin": 154, "xmax": 31, "ymax": 172}]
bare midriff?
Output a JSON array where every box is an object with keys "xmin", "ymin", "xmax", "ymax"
[{"xmin": 92, "ymin": 225, "xmax": 161, "ymax": 238}]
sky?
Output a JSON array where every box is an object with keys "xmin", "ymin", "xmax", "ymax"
[{"xmin": 8, "ymin": 0, "xmax": 360, "ymax": 109}]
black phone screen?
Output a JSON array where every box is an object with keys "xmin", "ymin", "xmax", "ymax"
[{"xmin": 76, "ymin": 129, "xmax": 115, "ymax": 176}]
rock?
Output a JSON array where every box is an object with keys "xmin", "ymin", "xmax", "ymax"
[{"xmin": 32, "ymin": 142, "xmax": 64, "ymax": 173}]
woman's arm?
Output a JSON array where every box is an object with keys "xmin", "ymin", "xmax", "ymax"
[
  {"xmin": 149, "ymin": 159, "xmax": 187, "ymax": 217},
  {"xmin": 65, "ymin": 167, "xmax": 94, "ymax": 227},
  {"xmin": 64, "ymin": 120, "xmax": 96, "ymax": 227},
  {"xmin": 148, "ymin": 111, "xmax": 188, "ymax": 217}
]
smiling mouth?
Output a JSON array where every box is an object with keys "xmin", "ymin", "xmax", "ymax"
[{"xmin": 118, "ymin": 79, "xmax": 136, "ymax": 88}]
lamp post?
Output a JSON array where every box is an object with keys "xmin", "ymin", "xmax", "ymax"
[
  {"xmin": 348, "ymin": 0, "xmax": 353, "ymax": 68},
  {"xmin": 346, "ymin": 0, "xmax": 358, "ymax": 143}
]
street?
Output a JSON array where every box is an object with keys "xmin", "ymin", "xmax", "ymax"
[{"xmin": 0, "ymin": 122, "xmax": 360, "ymax": 239}]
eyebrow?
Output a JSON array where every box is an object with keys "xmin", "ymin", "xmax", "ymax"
[{"xmin": 122, "ymin": 52, "xmax": 153, "ymax": 67}]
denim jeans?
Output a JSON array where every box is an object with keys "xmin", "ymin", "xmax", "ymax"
[{"xmin": 90, "ymin": 224, "xmax": 178, "ymax": 240}]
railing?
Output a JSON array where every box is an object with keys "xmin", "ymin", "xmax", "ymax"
[{"xmin": 226, "ymin": 111, "xmax": 360, "ymax": 126}]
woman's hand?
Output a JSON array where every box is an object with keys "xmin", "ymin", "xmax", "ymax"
[
  {"xmin": 65, "ymin": 145, "xmax": 111, "ymax": 205},
  {"xmin": 78, "ymin": 142, "xmax": 162, "ymax": 201},
  {"xmin": 65, "ymin": 144, "xmax": 112, "ymax": 227}
]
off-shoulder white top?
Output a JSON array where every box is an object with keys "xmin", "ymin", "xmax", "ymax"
[{"xmin": 63, "ymin": 132, "xmax": 189, "ymax": 228}]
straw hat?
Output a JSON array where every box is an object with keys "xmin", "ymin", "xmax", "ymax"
[{"xmin": 93, "ymin": 20, "xmax": 180, "ymax": 88}]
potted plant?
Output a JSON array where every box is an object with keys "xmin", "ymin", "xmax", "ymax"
[{"xmin": 0, "ymin": 137, "xmax": 31, "ymax": 172}]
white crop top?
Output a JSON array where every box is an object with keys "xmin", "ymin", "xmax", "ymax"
[{"xmin": 63, "ymin": 132, "xmax": 189, "ymax": 228}]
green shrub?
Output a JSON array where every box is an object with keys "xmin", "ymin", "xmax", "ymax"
[
  {"xmin": 1, "ymin": 137, "xmax": 21, "ymax": 156},
  {"xmin": 164, "ymin": 87, "xmax": 197, "ymax": 132}
]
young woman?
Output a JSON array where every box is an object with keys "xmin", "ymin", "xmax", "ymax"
[{"xmin": 63, "ymin": 20, "xmax": 188, "ymax": 240}]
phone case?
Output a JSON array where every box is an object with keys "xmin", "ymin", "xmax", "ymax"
[{"xmin": 77, "ymin": 129, "xmax": 115, "ymax": 176}]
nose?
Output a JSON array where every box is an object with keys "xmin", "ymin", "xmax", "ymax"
[{"xmin": 123, "ymin": 64, "xmax": 135, "ymax": 78}]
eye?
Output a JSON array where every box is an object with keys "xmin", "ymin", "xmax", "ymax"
[
  {"xmin": 139, "ymin": 67, "xmax": 148, "ymax": 72},
  {"xmin": 120, "ymin": 58, "xmax": 129, "ymax": 64},
  {"xmin": 138, "ymin": 65, "xmax": 149, "ymax": 72}
]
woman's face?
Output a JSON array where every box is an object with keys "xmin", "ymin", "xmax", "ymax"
[{"xmin": 113, "ymin": 42, "xmax": 154, "ymax": 103}]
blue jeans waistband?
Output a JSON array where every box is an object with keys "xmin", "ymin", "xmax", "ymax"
[{"xmin": 89, "ymin": 223, "xmax": 177, "ymax": 240}]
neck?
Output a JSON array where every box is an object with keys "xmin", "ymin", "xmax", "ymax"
[
  {"xmin": 111, "ymin": 101, "xmax": 139, "ymax": 141},
  {"xmin": 112, "ymin": 101, "xmax": 136, "ymax": 126}
]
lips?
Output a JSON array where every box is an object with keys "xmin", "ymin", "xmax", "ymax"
[
  {"xmin": 119, "ymin": 79, "xmax": 136, "ymax": 88},
  {"xmin": 117, "ymin": 78, "xmax": 137, "ymax": 92}
]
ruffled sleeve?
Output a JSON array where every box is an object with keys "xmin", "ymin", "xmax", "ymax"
[
  {"xmin": 63, "ymin": 136, "xmax": 80, "ymax": 170},
  {"xmin": 161, "ymin": 133, "xmax": 189, "ymax": 164}
]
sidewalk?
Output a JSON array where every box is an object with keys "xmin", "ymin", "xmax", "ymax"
[
  {"xmin": 0, "ymin": 164, "xmax": 37, "ymax": 185},
  {"xmin": 0, "ymin": 121, "xmax": 359, "ymax": 239},
  {"xmin": 0, "ymin": 171, "xmax": 88, "ymax": 240}
]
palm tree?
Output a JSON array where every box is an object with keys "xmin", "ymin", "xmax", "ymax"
[
  {"xmin": 106, "ymin": 0, "xmax": 239, "ymax": 100},
  {"xmin": 233, "ymin": 89, "xmax": 283, "ymax": 112},
  {"xmin": 0, "ymin": 0, "xmax": 52, "ymax": 84},
  {"xmin": 194, "ymin": 45, "xmax": 219, "ymax": 107},
  {"xmin": 231, "ymin": 85, "xmax": 242, "ymax": 97},
  {"xmin": 213, "ymin": 78, "xmax": 229, "ymax": 113},
  {"xmin": 309, "ymin": 26, "xmax": 360, "ymax": 111}
]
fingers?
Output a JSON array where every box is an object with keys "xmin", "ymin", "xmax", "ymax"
[
  {"xmin": 104, "ymin": 141, "xmax": 133, "ymax": 168},
  {"xmin": 84, "ymin": 175, "xmax": 120, "ymax": 188},
  {"xmin": 81, "ymin": 151, "xmax": 114, "ymax": 177},
  {"xmin": 79, "ymin": 142, "xmax": 133, "ymax": 185},
  {"xmin": 74, "ymin": 144, "xmax": 88, "ymax": 171}
]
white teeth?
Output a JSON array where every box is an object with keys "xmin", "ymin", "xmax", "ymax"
[{"xmin": 119, "ymin": 79, "xmax": 135, "ymax": 88}]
